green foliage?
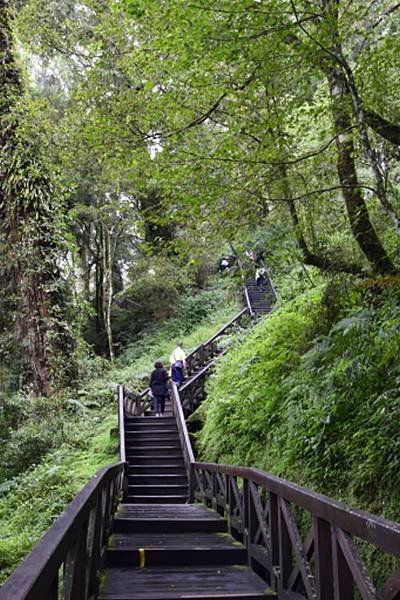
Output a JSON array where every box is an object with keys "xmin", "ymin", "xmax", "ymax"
[
  {"xmin": 0, "ymin": 414, "xmax": 118, "ymax": 583},
  {"xmin": 116, "ymin": 282, "xmax": 239, "ymax": 386},
  {"xmin": 0, "ymin": 288, "xmax": 238, "ymax": 582},
  {"xmin": 198, "ymin": 287, "xmax": 325, "ymax": 465},
  {"xmin": 199, "ymin": 282, "xmax": 400, "ymax": 521},
  {"xmin": 280, "ymin": 287, "xmax": 400, "ymax": 506},
  {"xmin": 0, "ymin": 391, "xmax": 113, "ymax": 484}
]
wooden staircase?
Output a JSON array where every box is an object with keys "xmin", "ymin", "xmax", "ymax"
[
  {"xmin": 125, "ymin": 405, "xmax": 189, "ymax": 504},
  {"xmin": 99, "ymin": 504, "xmax": 275, "ymax": 599},
  {"xmin": 4, "ymin": 300, "xmax": 400, "ymax": 600},
  {"xmin": 245, "ymin": 281, "xmax": 273, "ymax": 316},
  {"xmin": 99, "ymin": 315, "xmax": 276, "ymax": 599}
]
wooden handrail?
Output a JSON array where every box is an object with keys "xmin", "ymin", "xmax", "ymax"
[
  {"xmin": 192, "ymin": 461, "xmax": 400, "ymax": 597},
  {"xmin": 171, "ymin": 385, "xmax": 195, "ymax": 466},
  {"xmin": 193, "ymin": 461, "xmax": 400, "ymax": 555},
  {"xmin": 185, "ymin": 307, "xmax": 249, "ymax": 363},
  {"xmin": 266, "ymin": 268, "xmax": 278, "ymax": 303},
  {"xmin": 171, "ymin": 384, "xmax": 195, "ymax": 503},
  {"xmin": 201, "ymin": 307, "xmax": 249, "ymax": 348},
  {"xmin": 244, "ymin": 286, "xmax": 255, "ymax": 318},
  {"xmin": 179, "ymin": 359, "xmax": 216, "ymax": 393},
  {"xmin": 0, "ymin": 463, "xmax": 125, "ymax": 600},
  {"xmin": 118, "ymin": 385, "xmax": 126, "ymax": 463}
]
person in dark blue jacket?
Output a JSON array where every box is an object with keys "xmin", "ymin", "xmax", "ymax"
[{"xmin": 149, "ymin": 361, "xmax": 169, "ymax": 416}]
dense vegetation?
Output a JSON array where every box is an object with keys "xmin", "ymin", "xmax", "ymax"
[
  {"xmin": 1, "ymin": 0, "xmax": 400, "ymax": 585},
  {"xmin": 199, "ymin": 279, "xmax": 400, "ymax": 516}
]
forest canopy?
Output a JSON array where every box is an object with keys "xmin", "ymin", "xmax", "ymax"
[{"xmin": 1, "ymin": 0, "xmax": 400, "ymax": 394}]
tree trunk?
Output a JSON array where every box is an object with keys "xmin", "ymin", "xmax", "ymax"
[
  {"xmin": 325, "ymin": 64, "xmax": 395, "ymax": 273},
  {"xmin": 0, "ymin": 0, "xmax": 76, "ymax": 395},
  {"xmin": 316, "ymin": 0, "xmax": 396, "ymax": 272},
  {"xmin": 101, "ymin": 224, "xmax": 115, "ymax": 363},
  {"xmin": 281, "ymin": 165, "xmax": 362, "ymax": 274},
  {"xmin": 332, "ymin": 45, "xmax": 400, "ymax": 234}
]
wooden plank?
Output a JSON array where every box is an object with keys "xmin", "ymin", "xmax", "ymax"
[
  {"xmin": 98, "ymin": 565, "xmax": 275, "ymax": 599},
  {"xmin": 335, "ymin": 527, "xmax": 377, "ymax": 600}
]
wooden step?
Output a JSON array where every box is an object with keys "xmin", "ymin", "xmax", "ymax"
[
  {"xmin": 125, "ymin": 434, "xmax": 180, "ymax": 447},
  {"xmin": 125, "ymin": 417, "xmax": 176, "ymax": 425},
  {"xmin": 114, "ymin": 504, "xmax": 227, "ymax": 533},
  {"xmin": 98, "ymin": 565, "xmax": 275, "ymax": 599},
  {"xmin": 106, "ymin": 532, "xmax": 246, "ymax": 566},
  {"xmin": 128, "ymin": 475, "xmax": 188, "ymax": 485},
  {"xmin": 126, "ymin": 495, "xmax": 188, "ymax": 504},
  {"xmin": 125, "ymin": 428, "xmax": 178, "ymax": 435},
  {"xmin": 126, "ymin": 446, "xmax": 182, "ymax": 456},
  {"xmin": 128, "ymin": 484, "xmax": 188, "ymax": 495},
  {"xmin": 126, "ymin": 456, "xmax": 184, "ymax": 465},
  {"xmin": 127, "ymin": 465, "xmax": 186, "ymax": 475}
]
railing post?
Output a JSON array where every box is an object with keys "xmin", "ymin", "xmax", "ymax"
[
  {"xmin": 188, "ymin": 463, "xmax": 195, "ymax": 503},
  {"xmin": 86, "ymin": 497, "xmax": 104, "ymax": 599},
  {"xmin": 278, "ymin": 499, "xmax": 293, "ymax": 595},
  {"xmin": 118, "ymin": 385, "xmax": 126, "ymax": 464},
  {"xmin": 247, "ymin": 482, "xmax": 258, "ymax": 568},
  {"xmin": 199, "ymin": 343, "xmax": 206, "ymax": 366},
  {"xmin": 44, "ymin": 575, "xmax": 59, "ymax": 600},
  {"xmin": 211, "ymin": 471, "xmax": 217, "ymax": 511},
  {"xmin": 314, "ymin": 516, "xmax": 334, "ymax": 600},
  {"xmin": 269, "ymin": 491, "xmax": 280, "ymax": 591},
  {"xmin": 332, "ymin": 527, "xmax": 354, "ymax": 600},
  {"xmin": 243, "ymin": 478, "xmax": 249, "ymax": 549},
  {"xmin": 63, "ymin": 521, "xmax": 89, "ymax": 600}
]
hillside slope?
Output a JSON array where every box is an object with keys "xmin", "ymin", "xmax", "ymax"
[{"xmin": 198, "ymin": 282, "xmax": 400, "ymax": 519}]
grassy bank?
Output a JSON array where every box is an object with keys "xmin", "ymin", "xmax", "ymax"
[{"xmin": 198, "ymin": 281, "xmax": 400, "ymax": 517}]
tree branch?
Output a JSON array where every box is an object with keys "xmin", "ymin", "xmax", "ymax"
[{"xmin": 365, "ymin": 109, "xmax": 400, "ymax": 146}]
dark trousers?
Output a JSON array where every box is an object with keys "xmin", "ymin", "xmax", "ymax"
[
  {"xmin": 171, "ymin": 365, "xmax": 184, "ymax": 385},
  {"xmin": 256, "ymin": 276, "xmax": 265, "ymax": 291},
  {"xmin": 153, "ymin": 394, "xmax": 166, "ymax": 414}
]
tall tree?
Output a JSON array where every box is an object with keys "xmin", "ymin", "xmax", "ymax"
[{"xmin": 0, "ymin": 0, "xmax": 76, "ymax": 395}]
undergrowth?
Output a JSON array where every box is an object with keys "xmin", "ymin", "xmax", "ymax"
[
  {"xmin": 198, "ymin": 281, "xmax": 400, "ymax": 515},
  {"xmin": 0, "ymin": 414, "xmax": 118, "ymax": 583}
]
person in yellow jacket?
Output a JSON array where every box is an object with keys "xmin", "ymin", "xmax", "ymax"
[{"xmin": 169, "ymin": 342, "xmax": 186, "ymax": 385}]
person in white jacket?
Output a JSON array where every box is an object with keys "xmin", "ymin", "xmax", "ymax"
[{"xmin": 169, "ymin": 342, "xmax": 186, "ymax": 385}]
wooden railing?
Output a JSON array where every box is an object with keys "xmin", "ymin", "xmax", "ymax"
[
  {"xmin": 266, "ymin": 269, "xmax": 278, "ymax": 304},
  {"xmin": 121, "ymin": 306, "xmax": 250, "ymax": 417},
  {"xmin": 171, "ymin": 383, "xmax": 195, "ymax": 501},
  {"xmin": 244, "ymin": 285, "xmax": 255, "ymax": 317},
  {"xmin": 191, "ymin": 462, "xmax": 400, "ymax": 599},
  {"xmin": 171, "ymin": 347, "xmax": 400, "ymax": 600},
  {"xmin": 122, "ymin": 386, "xmax": 150, "ymax": 417},
  {"xmin": 0, "ymin": 463, "xmax": 125, "ymax": 600},
  {"xmin": 186, "ymin": 306, "xmax": 250, "ymax": 376}
]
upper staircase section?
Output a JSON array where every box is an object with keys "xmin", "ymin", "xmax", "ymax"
[
  {"xmin": 244, "ymin": 270, "xmax": 278, "ymax": 317},
  {"xmin": 245, "ymin": 280, "xmax": 273, "ymax": 315}
]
